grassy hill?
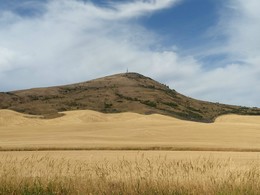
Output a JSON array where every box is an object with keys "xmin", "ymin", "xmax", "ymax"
[{"xmin": 0, "ymin": 72, "xmax": 259, "ymax": 122}]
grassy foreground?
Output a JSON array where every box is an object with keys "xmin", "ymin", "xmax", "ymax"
[{"xmin": 0, "ymin": 154, "xmax": 260, "ymax": 195}]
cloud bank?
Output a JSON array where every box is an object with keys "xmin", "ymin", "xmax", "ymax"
[{"xmin": 0, "ymin": 0, "xmax": 259, "ymax": 107}]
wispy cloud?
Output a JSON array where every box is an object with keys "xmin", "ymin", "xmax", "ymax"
[
  {"xmin": 191, "ymin": 0, "xmax": 260, "ymax": 106},
  {"xmin": 112, "ymin": 0, "xmax": 180, "ymax": 18},
  {"xmin": 214, "ymin": 0, "xmax": 260, "ymax": 62}
]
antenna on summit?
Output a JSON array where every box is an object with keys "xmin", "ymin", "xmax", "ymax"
[{"xmin": 126, "ymin": 68, "xmax": 129, "ymax": 73}]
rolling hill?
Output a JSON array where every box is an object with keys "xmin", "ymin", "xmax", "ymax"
[{"xmin": 0, "ymin": 72, "xmax": 259, "ymax": 122}]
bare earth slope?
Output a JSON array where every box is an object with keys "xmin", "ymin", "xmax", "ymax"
[
  {"xmin": 1, "ymin": 110, "xmax": 260, "ymax": 151},
  {"xmin": 0, "ymin": 73, "xmax": 260, "ymax": 122}
]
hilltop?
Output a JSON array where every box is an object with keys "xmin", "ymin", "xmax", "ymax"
[{"xmin": 0, "ymin": 72, "xmax": 259, "ymax": 122}]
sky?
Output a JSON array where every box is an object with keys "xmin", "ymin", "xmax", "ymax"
[{"xmin": 0, "ymin": 0, "xmax": 260, "ymax": 107}]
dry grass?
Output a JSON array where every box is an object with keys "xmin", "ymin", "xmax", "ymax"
[{"xmin": 0, "ymin": 153, "xmax": 260, "ymax": 194}]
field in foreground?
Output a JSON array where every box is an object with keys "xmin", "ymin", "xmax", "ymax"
[
  {"xmin": 1, "ymin": 109, "xmax": 260, "ymax": 151},
  {"xmin": 0, "ymin": 151, "xmax": 260, "ymax": 194}
]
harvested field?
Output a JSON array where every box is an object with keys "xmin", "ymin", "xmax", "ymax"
[{"xmin": 1, "ymin": 110, "xmax": 260, "ymax": 151}]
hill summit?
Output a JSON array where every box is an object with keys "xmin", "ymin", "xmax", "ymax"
[{"xmin": 0, "ymin": 72, "xmax": 259, "ymax": 122}]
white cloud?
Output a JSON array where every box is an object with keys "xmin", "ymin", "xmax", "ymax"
[
  {"xmin": 0, "ymin": 47, "xmax": 15, "ymax": 72},
  {"xmin": 218, "ymin": 0, "xmax": 260, "ymax": 61},
  {"xmin": 113, "ymin": 0, "xmax": 180, "ymax": 18},
  {"xmin": 172, "ymin": 0, "xmax": 260, "ymax": 106},
  {"xmin": 0, "ymin": 0, "xmax": 187, "ymax": 90}
]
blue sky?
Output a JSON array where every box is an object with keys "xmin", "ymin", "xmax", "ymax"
[
  {"xmin": 0, "ymin": 0, "xmax": 260, "ymax": 106},
  {"xmin": 140, "ymin": 0, "xmax": 218, "ymax": 48}
]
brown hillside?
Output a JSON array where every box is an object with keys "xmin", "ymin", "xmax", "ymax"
[{"xmin": 0, "ymin": 72, "xmax": 259, "ymax": 122}]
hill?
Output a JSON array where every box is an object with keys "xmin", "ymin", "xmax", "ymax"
[{"xmin": 0, "ymin": 72, "xmax": 259, "ymax": 122}]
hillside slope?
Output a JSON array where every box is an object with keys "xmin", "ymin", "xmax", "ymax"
[{"xmin": 0, "ymin": 72, "xmax": 259, "ymax": 122}]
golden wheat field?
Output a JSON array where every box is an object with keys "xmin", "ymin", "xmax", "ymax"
[
  {"xmin": 0, "ymin": 151, "xmax": 260, "ymax": 194},
  {"xmin": 1, "ymin": 109, "xmax": 260, "ymax": 194}
]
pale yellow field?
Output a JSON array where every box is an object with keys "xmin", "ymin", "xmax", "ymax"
[{"xmin": 1, "ymin": 109, "xmax": 260, "ymax": 150}]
